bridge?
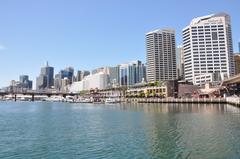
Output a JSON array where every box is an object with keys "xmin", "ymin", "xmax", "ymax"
[
  {"xmin": 0, "ymin": 91, "xmax": 79, "ymax": 101},
  {"xmin": 221, "ymin": 74, "xmax": 240, "ymax": 86}
]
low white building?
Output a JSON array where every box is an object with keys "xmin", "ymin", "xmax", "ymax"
[{"xmin": 69, "ymin": 72, "xmax": 109, "ymax": 93}]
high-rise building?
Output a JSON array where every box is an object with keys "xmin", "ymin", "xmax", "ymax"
[
  {"xmin": 234, "ymin": 54, "xmax": 240, "ymax": 75},
  {"xmin": 8, "ymin": 75, "xmax": 33, "ymax": 92},
  {"xmin": 36, "ymin": 62, "xmax": 54, "ymax": 90},
  {"xmin": 19, "ymin": 75, "xmax": 28, "ymax": 83},
  {"xmin": 54, "ymin": 73, "xmax": 62, "ymax": 91},
  {"xmin": 176, "ymin": 45, "xmax": 184, "ymax": 79},
  {"xmin": 19, "ymin": 75, "xmax": 32, "ymax": 89},
  {"xmin": 146, "ymin": 29, "xmax": 177, "ymax": 83},
  {"xmin": 76, "ymin": 70, "xmax": 90, "ymax": 81},
  {"xmin": 119, "ymin": 60, "xmax": 146, "ymax": 86},
  {"xmin": 109, "ymin": 66, "xmax": 120, "ymax": 87},
  {"xmin": 183, "ymin": 13, "xmax": 235, "ymax": 85},
  {"xmin": 54, "ymin": 67, "xmax": 75, "ymax": 91},
  {"xmin": 62, "ymin": 67, "xmax": 74, "ymax": 84}
]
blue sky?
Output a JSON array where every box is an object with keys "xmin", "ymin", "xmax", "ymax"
[{"xmin": 0, "ymin": 0, "xmax": 239, "ymax": 88}]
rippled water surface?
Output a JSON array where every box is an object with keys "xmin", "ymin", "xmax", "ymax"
[{"xmin": 0, "ymin": 102, "xmax": 240, "ymax": 159}]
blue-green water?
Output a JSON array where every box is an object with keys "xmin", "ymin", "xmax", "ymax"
[{"xmin": 0, "ymin": 102, "xmax": 240, "ymax": 159}]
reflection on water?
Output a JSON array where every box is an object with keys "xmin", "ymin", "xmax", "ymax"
[
  {"xmin": 117, "ymin": 103, "xmax": 240, "ymax": 113},
  {"xmin": 0, "ymin": 102, "xmax": 239, "ymax": 158}
]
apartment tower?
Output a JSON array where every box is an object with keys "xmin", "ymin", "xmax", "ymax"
[{"xmin": 146, "ymin": 29, "xmax": 177, "ymax": 82}]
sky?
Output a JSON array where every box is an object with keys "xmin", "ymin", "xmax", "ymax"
[{"xmin": 0, "ymin": 0, "xmax": 239, "ymax": 88}]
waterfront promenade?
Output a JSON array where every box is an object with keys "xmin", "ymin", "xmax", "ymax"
[{"xmin": 1, "ymin": 92, "xmax": 240, "ymax": 107}]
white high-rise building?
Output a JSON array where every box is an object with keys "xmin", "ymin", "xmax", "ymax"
[
  {"xmin": 183, "ymin": 13, "xmax": 235, "ymax": 86},
  {"xmin": 146, "ymin": 29, "xmax": 177, "ymax": 82}
]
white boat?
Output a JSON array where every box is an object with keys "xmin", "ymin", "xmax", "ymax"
[
  {"xmin": 45, "ymin": 96, "xmax": 63, "ymax": 102},
  {"xmin": 105, "ymin": 97, "xmax": 120, "ymax": 104},
  {"xmin": 76, "ymin": 98, "xmax": 92, "ymax": 103}
]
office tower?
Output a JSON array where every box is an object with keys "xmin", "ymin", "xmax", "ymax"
[
  {"xmin": 19, "ymin": 75, "xmax": 29, "ymax": 83},
  {"xmin": 183, "ymin": 13, "xmax": 235, "ymax": 85},
  {"xmin": 36, "ymin": 61, "xmax": 54, "ymax": 90},
  {"xmin": 54, "ymin": 74, "xmax": 62, "ymax": 91},
  {"xmin": 36, "ymin": 75, "xmax": 47, "ymax": 90},
  {"xmin": 76, "ymin": 71, "xmax": 82, "ymax": 81},
  {"xmin": 119, "ymin": 60, "xmax": 146, "ymax": 86},
  {"xmin": 19, "ymin": 75, "xmax": 32, "ymax": 89},
  {"xmin": 76, "ymin": 70, "xmax": 90, "ymax": 81},
  {"xmin": 62, "ymin": 67, "xmax": 74, "ymax": 84},
  {"xmin": 176, "ymin": 46, "xmax": 184, "ymax": 79},
  {"xmin": 146, "ymin": 29, "xmax": 177, "ymax": 83},
  {"xmin": 109, "ymin": 66, "xmax": 120, "ymax": 87},
  {"xmin": 53, "ymin": 67, "xmax": 74, "ymax": 91},
  {"xmin": 234, "ymin": 54, "xmax": 240, "ymax": 75}
]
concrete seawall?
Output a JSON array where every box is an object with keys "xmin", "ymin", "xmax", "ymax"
[{"xmin": 121, "ymin": 97, "xmax": 240, "ymax": 107}]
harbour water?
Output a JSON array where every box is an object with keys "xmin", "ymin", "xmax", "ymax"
[{"xmin": 0, "ymin": 102, "xmax": 239, "ymax": 158}]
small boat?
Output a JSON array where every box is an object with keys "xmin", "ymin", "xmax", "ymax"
[
  {"xmin": 105, "ymin": 97, "xmax": 120, "ymax": 104},
  {"xmin": 76, "ymin": 98, "xmax": 93, "ymax": 103}
]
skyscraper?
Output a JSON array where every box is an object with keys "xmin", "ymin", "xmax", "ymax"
[
  {"xmin": 176, "ymin": 45, "xmax": 184, "ymax": 79},
  {"xmin": 183, "ymin": 13, "xmax": 235, "ymax": 85},
  {"xmin": 54, "ymin": 67, "xmax": 75, "ymax": 91},
  {"xmin": 146, "ymin": 29, "xmax": 177, "ymax": 83},
  {"xmin": 76, "ymin": 70, "xmax": 90, "ymax": 81},
  {"xmin": 19, "ymin": 75, "xmax": 32, "ymax": 89},
  {"xmin": 119, "ymin": 60, "xmax": 146, "ymax": 86},
  {"xmin": 36, "ymin": 62, "xmax": 54, "ymax": 90},
  {"xmin": 109, "ymin": 66, "xmax": 120, "ymax": 87}
]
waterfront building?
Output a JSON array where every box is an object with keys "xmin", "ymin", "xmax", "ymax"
[
  {"xmin": 119, "ymin": 60, "xmax": 146, "ymax": 86},
  {"xmin": 69, "ymin": 72, "xmax": 109, "ymax": 93},
  {"xmin": 234, "ymin": 53, "xmax": 240, "ymax": 75},
  {"xmin": 146, "ymin": 29, "xmax": 177, "ymax": 82},
  {"xmin": 176, "ymin": 45, "xmax": 184, "ymax": 79},
  {"xmin": 36, "ymin": 62, "xmax": 54, "ymax": 90},
  {"xmin": 126, "ymin": 80, "xmax": 177, "ymax": 98},
  {"xmin": 183, "ymin": 13, "xmax": 235, "ymax": 86}
]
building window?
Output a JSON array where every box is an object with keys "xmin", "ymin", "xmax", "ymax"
[{"xmin": 212, "ymin": 32, "xmax": 218, "ymax": 40}]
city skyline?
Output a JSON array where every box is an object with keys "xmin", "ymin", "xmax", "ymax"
[{"xmin": 0, "ymin": 0, "xmax": 239, "ymax": 87}]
